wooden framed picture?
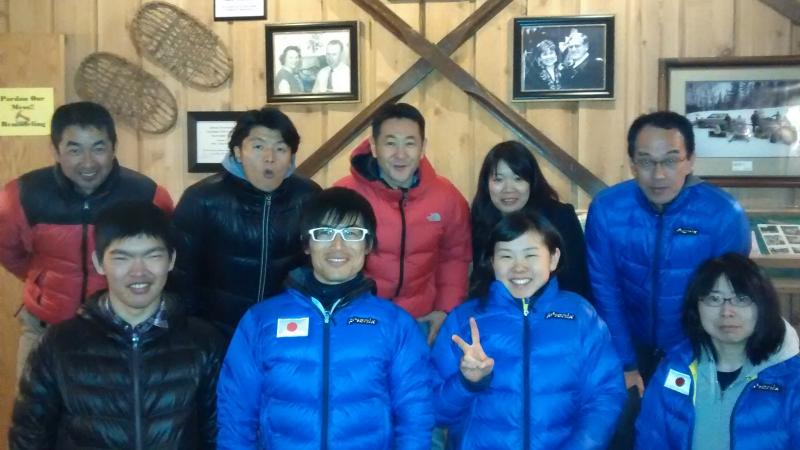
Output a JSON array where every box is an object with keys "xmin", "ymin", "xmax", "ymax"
[
  {"xmin": 265, "ymin": 21, "xmax": 359, "ymax": 103},
  {"xmin": 659, "ymin": 55, "xmax": 800, "ymax": 187},
  {"xmin": 512, "ymin": 15, "xmax": 614, "ymax": 101}
]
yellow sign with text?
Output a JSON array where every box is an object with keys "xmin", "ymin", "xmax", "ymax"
[{"xmin": 0, "ymin": 88, "xmax": 54, "ymax": 136}]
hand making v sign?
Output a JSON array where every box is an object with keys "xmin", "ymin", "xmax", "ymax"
[{"xmin": 451, "ymin": 317, "xmax": 495, "ymax": 383}]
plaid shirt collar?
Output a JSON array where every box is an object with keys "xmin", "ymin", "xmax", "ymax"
[{"xmin": 99, "ymin": 293, "xmax": 169, "ymax": 334}]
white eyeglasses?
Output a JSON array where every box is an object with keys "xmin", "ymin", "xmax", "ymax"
[{"xmin": 308, "ymin": 227, "xmax": 369, "ymax": 242}]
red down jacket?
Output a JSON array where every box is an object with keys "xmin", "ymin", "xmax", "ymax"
[
  {"xmin": 0, "ymin": 162, "xmax": 173, "ymax": 324},
  {"xmin": 334, "ymin": 140, "xmax": 471, "ymax": 318}
]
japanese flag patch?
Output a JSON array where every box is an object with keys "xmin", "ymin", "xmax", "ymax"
[
  {"xmin": 664, "ymin": 368, "xmax": 692, "ymax": 395},
  {"xmin": 277, "ymin": 317, "xmax": 309, "ymax": 338}
]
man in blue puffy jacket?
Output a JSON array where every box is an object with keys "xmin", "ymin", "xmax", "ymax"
[
  {"xmin": 216, "ymin": 187, "xmax": 434, "ymax": 450},
  {"xmin": 585, "ymin": 111, "xmax": 750, "ymax": 395}
]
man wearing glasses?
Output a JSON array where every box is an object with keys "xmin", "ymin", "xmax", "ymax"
[
  {"xmin": 217, "ymin": 187, "xmax": 433, "ymax": 449},
  {"xmin": 585, "ymin": 111, "xmax": 751, "ymax": 397}
]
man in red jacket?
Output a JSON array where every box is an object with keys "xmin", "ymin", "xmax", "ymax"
[
  {"xmin": 0, "ymin": 101, "xmax": 173, "ymax": 378},
  {"xmin": 335, "ymin": 103, "xmax": 471, "ymax": 345}
]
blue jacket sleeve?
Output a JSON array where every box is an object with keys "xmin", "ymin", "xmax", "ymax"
[
  {"xmin": 634, "ymin": 362, "xmax": 671, "ymax": 450},
  {"xmin": 714, "ymin": 202, "xmax": 751, "ymax": 256},
  {"xmin": 390, "ymin": 310, "xmax": 435, "ymax": 450},
  {"xmin": 216, "ymin": 311, "xmax": 266, "ymax": 450},
  {"xmin": 566, "ymin": 309, "xmax": 627, "ymax": 450},
  {"xmin": 585, "ymin": 201, "xmax": 637, "ymax": 368}
]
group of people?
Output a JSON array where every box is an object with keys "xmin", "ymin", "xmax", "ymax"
[
  {"xmin": 2, "ymin": 100, "xmax": 798, "ymax": 450},
  {"xmin": 275, "ymin": 40, "xmax": 351, "ymax": 95},
  {"xmin": 523, "ymin": 27, "xmax": 605, "ymax": 91}
]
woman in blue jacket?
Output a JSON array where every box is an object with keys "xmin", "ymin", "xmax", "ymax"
[
  {"xmin": 217, "ymin": 187, "xmax": 434, "ymax": 450},
  {"xmin": 432, "ymin": 211, "xmax": 625, "ymax": 449},
  {"xmin": 635, "ymin": 253, "xmax": 800, "ymax": 450}
]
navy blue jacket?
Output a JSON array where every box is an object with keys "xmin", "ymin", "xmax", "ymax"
[
  {"xmin": 431, "ymin": 279, "xmax": 626, "ymax": 450},
  {"xmin": 585, "ymin": 179, "xmax": 750, "ymax": 367}
]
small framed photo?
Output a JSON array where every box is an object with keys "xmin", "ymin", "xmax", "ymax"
[
  {"xmin": 659, "ymin": 55, "xmax": 800, "ymax": 187},
  {"xmin": 214, "ymin": 0, "xmax": 266, "ymax": 21},
  {"xmin": 265, "ymin": 21, "xmax": 359, "ymax": 103},
  {"xmin": 187, "ymin": 111, "xmax": 242, "ymax": 173},
  {"xmin": 512, "ymin": 15, "xmax": 614, "ymax": 101}
]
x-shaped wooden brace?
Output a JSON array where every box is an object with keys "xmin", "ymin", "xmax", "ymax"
[{"xmin": 297, "ymin": 0, "xmax": 606, "ymax": 195}]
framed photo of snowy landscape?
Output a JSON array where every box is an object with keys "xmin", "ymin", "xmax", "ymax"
[{"xmin": 659, "ymin": 56, "xmax": 800, "ymax": 187}]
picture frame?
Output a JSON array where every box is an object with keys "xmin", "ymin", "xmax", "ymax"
[
  {"xmin": 187, "ymin": 111, "xmax": 243, "ymax": 173},
  {"xmin": 265, "ymin": 21, "xmax": 359, "ymax": 104},
  {"xmin": 512, "ymin": 15, "xmax": 614, "ymax": 101},
  {"xmin": 214, "ymin": 0, "xmax": 266, "ymax": 21},
  {"xmin": 659, "ymin": 56, "xmax": 800, "ymax": 187}
]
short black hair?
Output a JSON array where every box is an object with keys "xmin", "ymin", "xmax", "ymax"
[
  {"xmin": 228, "ymin": 106, "xmax": 300, "ymax": 155},
  {"xmin": 626, "ymin": 111, "xmax": 695, "ymax": 159},
  {"xmin": 371, "ymin": 103, "xmax": 425, "ymax": 140},
  {"xmin": 682, "ymin": 253, "xmax": 785, "ymax": 365},
  {"xmin": 299, "ymin": 187, "xmax": 378, "ymax": 251},
  {"xmin": 279, "ymin": 45, "xmax": 301, "ymax": 65},
  {"xmin": 94, "ymin": 201, "xmax": 175, "ymax": 262},
  {"xmin": 51, "ymin": 101, "xmax": 117, "ymax": 150},
  {"xmin": 470, "ymin": 210, "xmax": 563, "ymax": 300}
]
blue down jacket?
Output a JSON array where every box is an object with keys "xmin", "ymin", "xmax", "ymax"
[
  {"xmin": 431, "ymin": 279, "xmax": 626, "ymax": 450},
  {"xmin": 585, "ymin": 178, "xmax": 750, "ymax": 367},
  {"xmin": 635, "ymin": 339, "xmax": 800, "ymax": 450},
  {"xmin": 216, "ymin": 276, "xmax": 434, "ymax": 450}
]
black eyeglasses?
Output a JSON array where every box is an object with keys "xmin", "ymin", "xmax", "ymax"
[
  {"xmin": 699, "ymin": 294, "xmax": 754, "ymax": 308},
  {"xmin": 308, "ymin": 227, "xmax": 369, "ymax": 242}
]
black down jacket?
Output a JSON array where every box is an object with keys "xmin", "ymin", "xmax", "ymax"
[
  {"xmin": 9, "ymin": 293, "xmax": 225, "ymax": 450},
  {"xmin": 170, "ymin": 170, "xmax": 320, "ymax": 335}
]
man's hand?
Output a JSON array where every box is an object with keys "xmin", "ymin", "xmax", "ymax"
[
  {"xmin": 452, "ymin": 317, "xmax": 495, "ymax": 383},
  {"xmin": 418, "ymin": 310, "xmax": 446, "ymax": 345},
  {"xmin": 624, "ymin": 369, "xmax": 645, "ymax": 397}
]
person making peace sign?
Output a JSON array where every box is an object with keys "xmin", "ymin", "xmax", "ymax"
[{"xmin": 431, "ymin": 211, "xmax": 627, "ymax": 450}]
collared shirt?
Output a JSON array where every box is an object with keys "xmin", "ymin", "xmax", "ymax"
[{"xmin": 98, "ymin": 293, "xmax": 169, "ymax": 334}]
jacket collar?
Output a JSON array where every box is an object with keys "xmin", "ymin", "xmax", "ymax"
[
  {"xmin": 53, "ymin": 159, "xmax": 121, "ymax": 199},
  {"xmin": 285, "ymin": 266, "xmax": 376, "ymax": 311},
  {"xmin": 485, "ymin": 277, "xmax": 560, "ymax": 313},
  {"xmin": 633, "ymin": 174, "xmax": 704, "ymax": 215},
  {"xmin": 79, "ymin": 290, "xmax": 186, "ymax": 338}
]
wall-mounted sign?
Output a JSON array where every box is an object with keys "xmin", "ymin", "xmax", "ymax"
[{"xmin": 0, "ymin": 88, "xmax": 54, "ymax": 136}]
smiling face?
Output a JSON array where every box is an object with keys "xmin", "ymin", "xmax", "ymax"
[
  {"xmin": 370, "ymin": 118, "xmax": 426, "ymax": 189},
  {"xmin": 307, "ymin": 215, "xmax": 371, "ymax": 285},
  {"xmin": 54, "ymin": 125, "xmax": 115, "ymax": 195},
  {"xmin": 93, "ymin": 234, "xmax": 175, "ymax": 324},
  {"xmin": 492, "ymin": 229, "xmax": 560, "ymax": 299},
  {"xmin": 538, "ymin": 46, "xmax": 558, "ymax": 67},
  {"xmin": 284, "ymin": 48, "xmax": 300, "ymax": 71},
  {"xmin": 699, "ymin": 275, "xmax": 758, "ymax": 351},
  {"xmin": 488, "ymin": 159, "xmax": 531, "ymax": 214},
  {"xmin": 234, "ymin": 126, "xmax": 293, "ymax": 193},
  {"xmin": 326, "ymin": 42, "xmax": 343, "ymax": 67},
  {"xmin": 631, "ymin": 125, "xmax": 695, "ymax": 207}
]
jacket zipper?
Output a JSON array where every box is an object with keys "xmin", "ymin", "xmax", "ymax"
[
  {"xmin": 727, "ymin": 378, "xmax": 754, "ymax": 450},
  {"xmin": 650, "ymin": 213, "xmax": 664, "ymax": 351},
  {"xmin": 131, "ymin": 331, "xmax": 143, "ymax": 450},
  {"xmin": 394, "ymin": 190, "xmax": 408, "ymax": 297},
  {"xmin": 80, "ymin": 200, "xmax": 90, "ymax": 303},
  {"xmin": 522, "ymin": 296, "xmax": 531, "ymax": 450},
  {"xmin": 256, "ymin": 194, "xmax": 272, "ymax": 301},
  {"xmin": 311, "ymin": 297, "xmax": 344, "ymax": 450}
]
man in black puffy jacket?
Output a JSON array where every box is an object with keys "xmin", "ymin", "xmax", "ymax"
[
  {"xmin": 10, "ymin": 201, "xmax": 225, "ymax": 450},
  {"xmin": 170, "ymin": 106, "xmax": 320, "ymax": 336}
]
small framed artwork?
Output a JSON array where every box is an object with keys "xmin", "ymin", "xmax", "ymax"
[
  {"xmin": 214, "ymin": 0, "xmax": 266, "ymax": 21},
  {"xmin": 187, "ymin": 111, "xmax": 242, "ymax": 173},
  {"xmin": 265, "ymin": 21, "xmax": 359, "ymax": 103},
  {"xmin": 512, "ymin": 15, "xmax": 614, "ymax": 101},
  {"xmin": 659, "ymin": 56, "xmax": 800, "ymax": 187}
]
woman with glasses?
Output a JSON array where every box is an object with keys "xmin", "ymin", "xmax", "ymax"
[
  {"xmin": 217, "ymin": 187, "xmax": 434, "ymax": 449},
  {"xmin": 470, "ymin": 140, "xmax": 591, "ymax": 300},
  {"xmin": 635, "ymin": 253, "xmax": 800, "ymax": 450},
  {"xmin": 432, "ymin": 211, "xmax": 625, "ymax": 449}
]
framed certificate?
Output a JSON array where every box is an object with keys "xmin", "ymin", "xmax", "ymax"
[
  {"xmin": 187, "ymin": 111, "xmax": 243, "ymax": 173},
  {"xmin": 214, "ymin": 0, "xmax": 266, "ymax": 21}
]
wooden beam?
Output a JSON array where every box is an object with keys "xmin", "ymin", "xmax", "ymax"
[
  {"xmin": 352, "ymin": 0, "xmax": 606, "ymax": 195},
  {"xmin": 759, "ymin": 0, "xmax": 800, "ymax": 24},
  {"xmin": 296, "ymin": 0, "xmax": 512, "ymax": 177}
]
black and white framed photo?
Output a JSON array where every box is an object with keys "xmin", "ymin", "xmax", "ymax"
[
  {"xmin": 214, "ymin": 0, "xmax": 266, "ymax": 21},
  {"xmin": 187, "ymin": 111, "xmax": 242, "ymax": 173},
  {"xmin": 265, "ymin": 21, "xmax": 359, "ymax": 103},
  {"xmin": 513, "ymin": 15, "xmax": 614, "ymax": 101}
]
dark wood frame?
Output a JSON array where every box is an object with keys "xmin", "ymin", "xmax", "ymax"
[
  {"xmin": 265, "ymin": 21, "xmax": 359, "ymax": 104},
  {"xmin": 512, "ymin": 15, "xmax": 614, "ymax": 101},
  {"xmin": 659, "ymin": 55, "xmax": 800, "ymax": 187},
  {"xmin": 213, "ymin": 0, "xmax": 266, "ymax": 21},
  {"xmin": 187, "ymin": 111, "xmax": 243, "ymax": 173}
]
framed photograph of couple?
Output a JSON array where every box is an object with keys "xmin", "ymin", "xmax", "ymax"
[
  {"xmin": 512, "ymin": 15, "xmax": 614, "ymax": 101},
  {"xmin": 265, "ymin": 21, "xmax": 359, "ymax": 104},
  {"xmin": 659, "ymin": 55, "xmax": 800, "ymax": 187}
]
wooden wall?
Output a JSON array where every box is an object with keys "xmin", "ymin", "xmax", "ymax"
[{"xmin": 1, "ymin": 0, "xmax": 799, "ymax": 445}]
